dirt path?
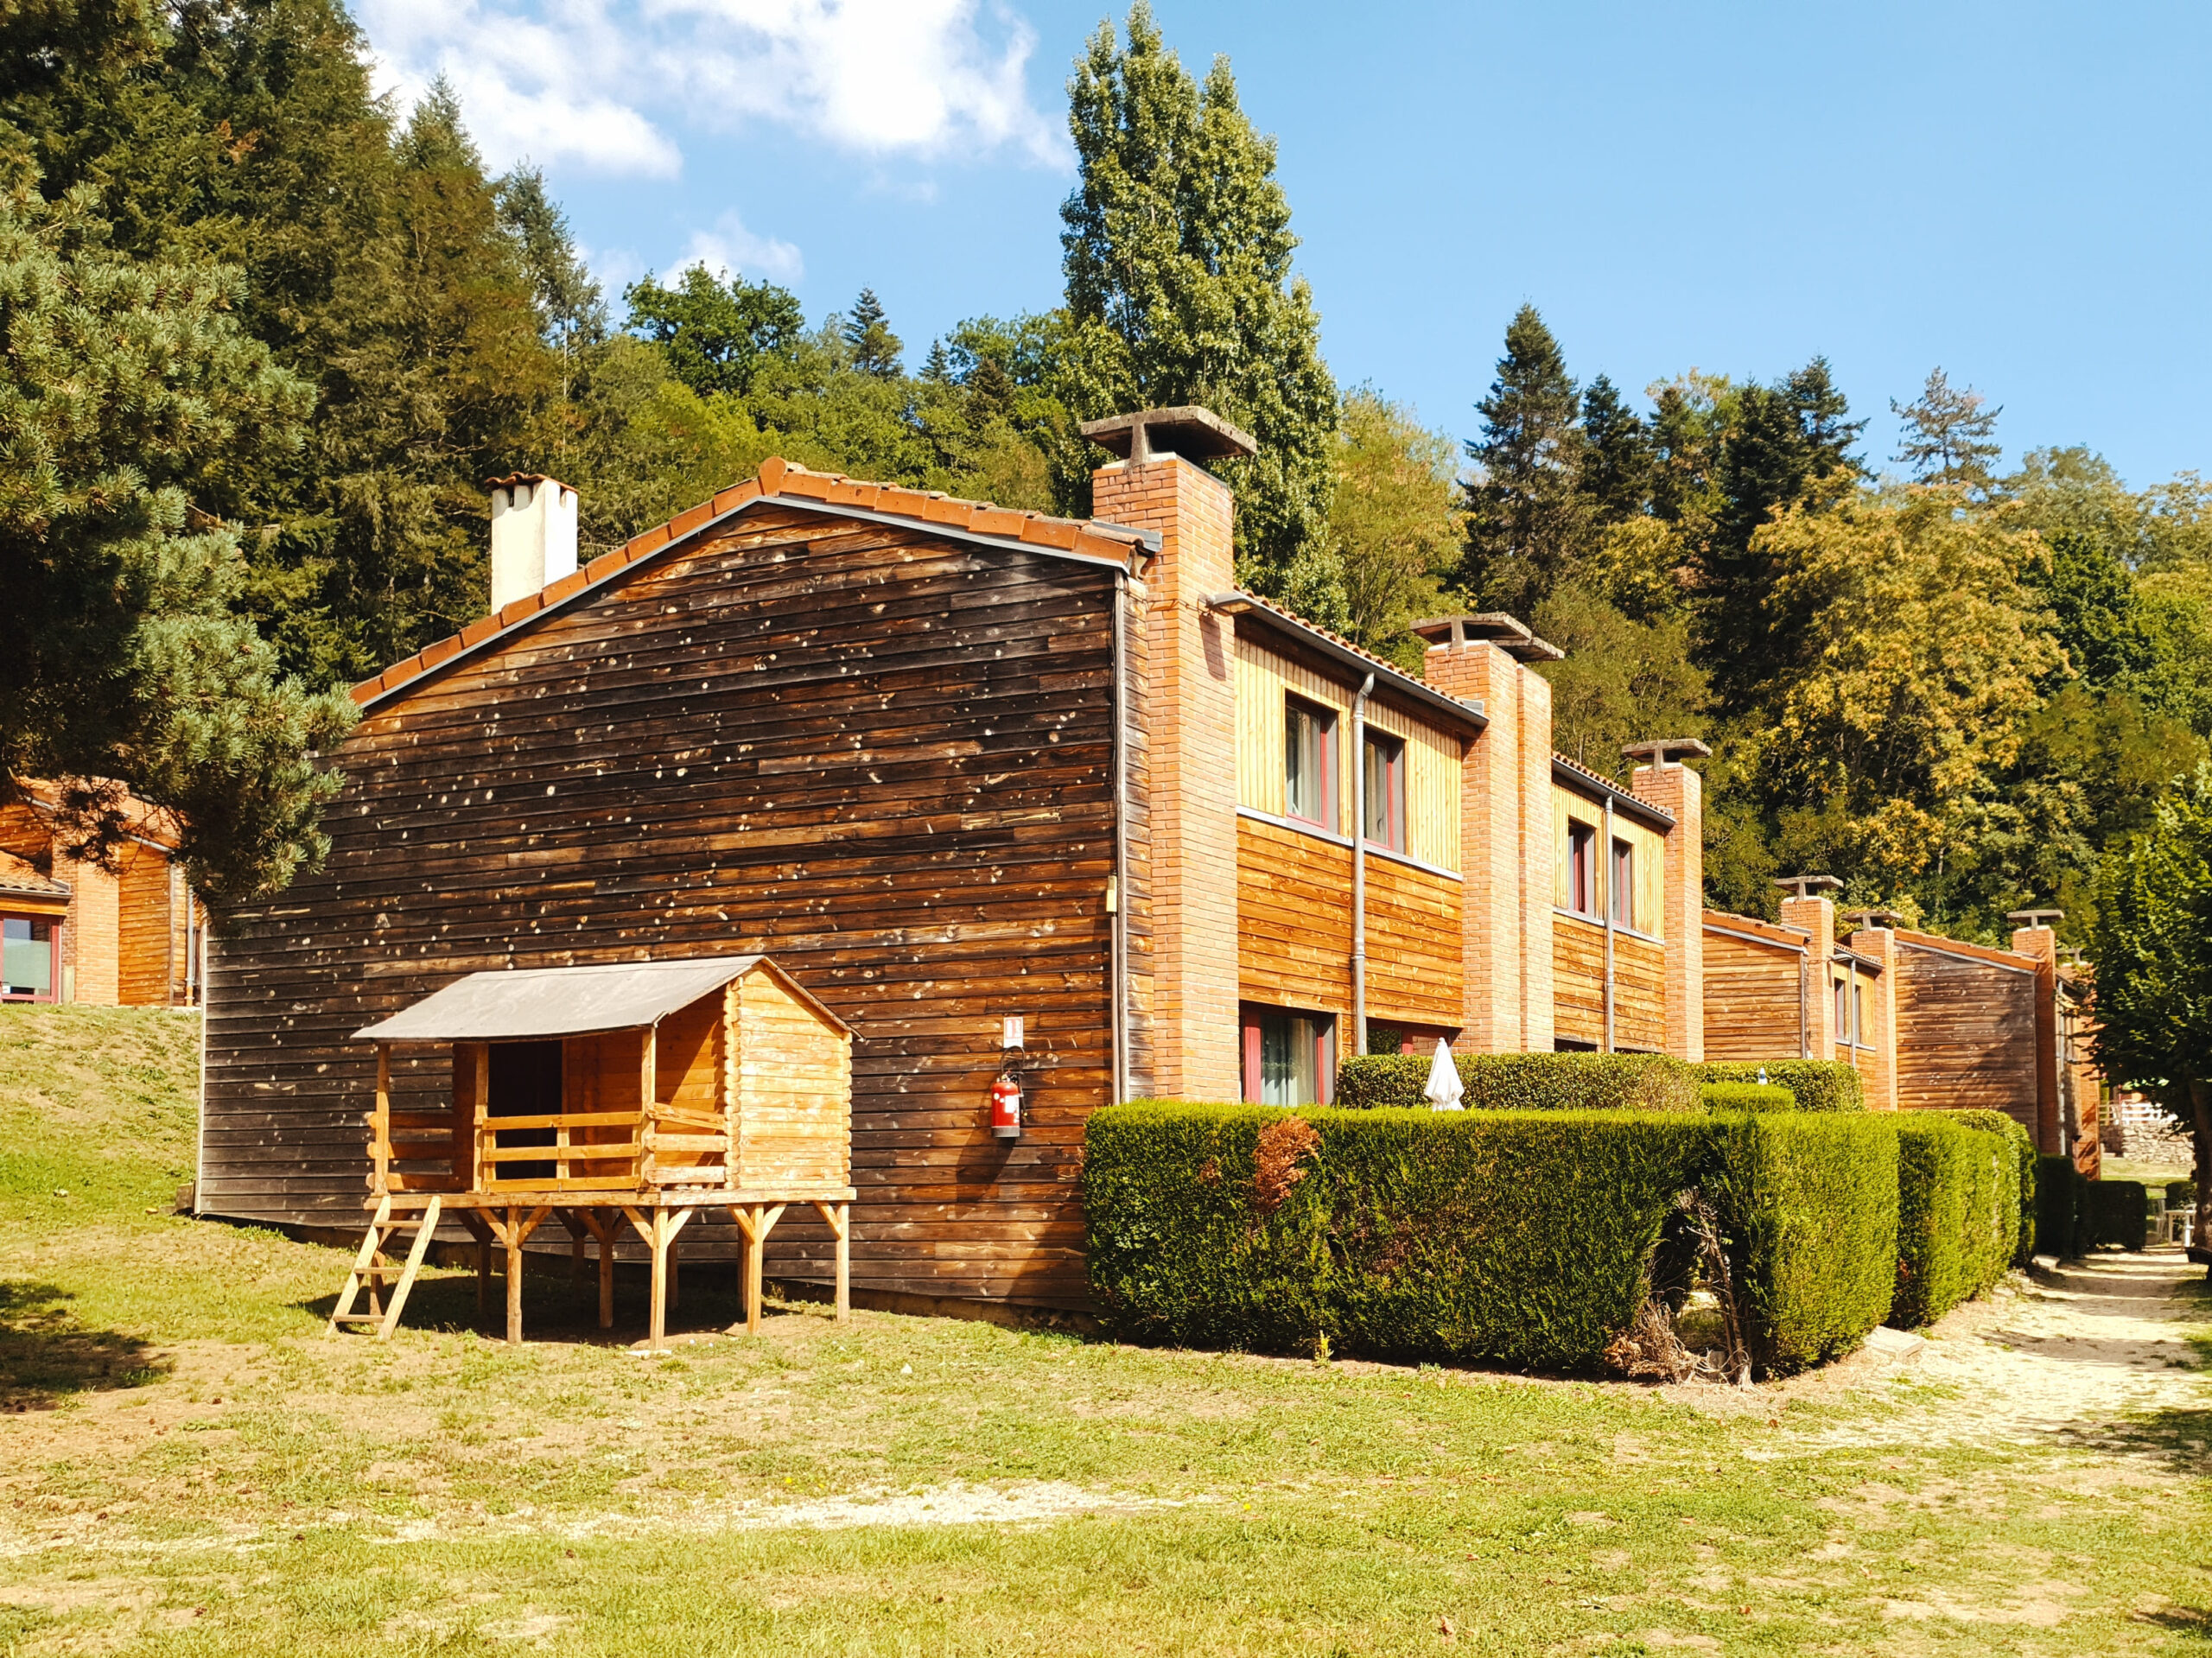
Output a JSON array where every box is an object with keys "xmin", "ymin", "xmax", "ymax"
[{"xmin": 1793, "ymin": 1248, "xmax": 2211, "ymax": 1449}]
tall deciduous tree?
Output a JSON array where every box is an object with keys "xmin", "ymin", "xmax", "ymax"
[
  {"xmin": 1892, "ymin": 367, "xmax": 2001, "ymax": 496},
  {"xmin": 1329, "ymin": 390, "xmax": 1457, "ymax": 664},
  {"xmin": 624, "ymin": 264, "xmax": 804, "ymax": 398},
  {"xmin": 1061, "ymin": 3, "xmax": 1343, "ymax": 626},
  {"xmin": 2089, "ymin": 765, "xmax": 2212, "ymax": 1231},
  {"xmin": 1459, "ymin": 303, "xmax": 1585, "ymax": 616},
  {"xmin": 0, "ymin": 184, "xmax": 353, "ymax": 899}
]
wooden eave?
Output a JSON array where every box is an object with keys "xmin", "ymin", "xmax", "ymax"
[
  {"xmin": 1205, "ymin": 591, "xmax": 1488, "ymax": 738},
  {"xmin": 351, "ymin": 457, "xmax": 1160, "ymax": 712},
  {"xmin": 1890, "ymin": 927, "xmax": 2041, "ymax": 975},
  {"xmin": 1702, "ymin": 908, "xmax": 1808, "ymax": 952}
]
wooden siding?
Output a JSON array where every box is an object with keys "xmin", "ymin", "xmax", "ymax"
[
  {"xmin": 1550, "ymin": 912, "xmax": 1662, "ymax": 1051},
  {"xmin": 1612, "ymin": 931, "xmax": 1665, "ymax": 1052},
  {"xmin": 1550, "ymin": 785, "xmax": 1665, "ymax": 937},
  {"xmin": 729, "ymin": 968, "xmax": 849, "ymax": 1190},
  {"xmin": 1894, "ymin": 939, "xmax": 2038, "ymax": 1132},
  {"xmin": 201, "ymin": 505, "xmax": 1121, "ymax": 1309},
  {"xmin": 1232, "ymin": 632, "xmax": 1459, "ymax": 868},
  {"xmin": 1363, "ymin": 854, "xmax": 1465, "ymax": 1029},
  {"xmin": 1701, "ymin": 925, "xmax": 1805, "ymax": 1061},
  {"xmin": 118, "ymin": 842, "xmax": 173, "ymax": 1006}
]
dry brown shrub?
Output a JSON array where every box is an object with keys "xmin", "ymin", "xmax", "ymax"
[
  {"xmin": 1251, "ymin": 1117, "xmax": 1320, "ymax": 1216},
  {"xmin": 1197, "ymin": 1157, "xmax": 1221, "ymax": 1187}
]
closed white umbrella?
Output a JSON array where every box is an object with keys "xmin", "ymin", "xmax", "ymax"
[{"xmin": 1424, "ymin": 1039, "xmax": 1465, "ymax": 1111}]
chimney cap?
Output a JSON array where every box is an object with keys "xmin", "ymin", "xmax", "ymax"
[
  {"xmin": 2005, "ymin": 907, "xmax": 2065, "ymax": 926},
  {"xmin": 1845, "ymin": 907, "xmax": 1904, "ymax": 930},
  {"xmin": 1080, "ymin": 405, "xmax": 1257, "ymax": 463},
  {"xmin": 1774, "ymin": 874, "xmax": 1843, "ymax": 899},
  {"xmin": 1408, "ymin": 613, "xmax": 1564, "ymax": 662},
  {"xmin": 1622, "ymin": 737, "xmax": 1711, "ymax": 766},
  {"xmin": 486, "ymin": 472, "xmax": 573, "ymax": 493}
]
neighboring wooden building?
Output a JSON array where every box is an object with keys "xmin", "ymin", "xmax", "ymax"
[{"xmin": 0, "ymin": 786, "xmax": 201, "ymax": 1007}]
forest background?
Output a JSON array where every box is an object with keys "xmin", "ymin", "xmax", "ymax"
[{"xmin": 6, "ymin": 0, "xmax": 2211, "ymax": 950}]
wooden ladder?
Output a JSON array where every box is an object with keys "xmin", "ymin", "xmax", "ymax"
[{"xmin": 326, "ymin": 1194, "xmax": 442, "ymax": 1340}]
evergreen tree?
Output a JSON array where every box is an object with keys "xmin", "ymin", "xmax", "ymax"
[
  {"xmin": 0, "ymin": 183, "xmax": 353, "ymax": 899},
  {"xmin": 624, "ymin": 264, "xmax": 804, "ymax": 398},
  {"xmin": 497, "ymin": 165, "xmax": 606, "ymax": 355},
  {"xmin": 1459, "ymin": 303, "xmax": 1585, "ymax": 615},
  {"xmin": 1060, "ymin": 3, "xmax": 1343, "ymax": 626},
  {"xmin": 842, "ymin": 287, "xmax": 903, "ymax": 377},
  {"xmin": 1577, "ymin": 372, "xmax": 1651, "ymax": 526},
  {"xmin": 1892, "ymin": 367, "xmax": 2001, "ymax": 495}
]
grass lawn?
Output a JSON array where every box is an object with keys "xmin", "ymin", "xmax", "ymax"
[{"xmin": 2, "ymin": 1005, "xmax": 2208, "ymax": 1655}]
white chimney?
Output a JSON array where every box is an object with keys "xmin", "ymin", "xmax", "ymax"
[{"xmin": 488, "ymin": 474, "xmax": 579, "ymax": 613}]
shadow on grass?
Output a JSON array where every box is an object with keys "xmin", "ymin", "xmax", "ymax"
[
  {"xmin": 2133, "ymin": 1603, "xmax": 2211, "ymax": 1641},
  {"xmin": 291, "ymin": 1259, "xmax": 776, "ymax": 1349},
  {"xmin": 0, "ymin": 1280, "xmax": 171, "ymax": 1410}
]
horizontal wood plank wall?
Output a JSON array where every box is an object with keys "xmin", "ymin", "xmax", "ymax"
[
  {"xmin": 1894, "ymin": 942, "xmax": 2037, "ymax": 1132},
  {"xmin": 1553, "ymin": 915, "xmax": 1605, "ymax": 1047},
  {"xmin": 118, "ymin": 842, "xmax": 172, "ymax": 1006},
  {"xmin": 200, "ymin": 506, "xmax": 1118, "ymax": 1308},
  {"xmin": 1549, "ymin": 785, "xmax": 1665, "ymax": 937},
  {"xmin": 1237, "ymin": 816, "xmax": 1351, "ymax": 1016},
  {"xmin": 1612, "ymin": 932, "xmax": 1665, "ymax": 1052},
  {"xmin": 1701, "ymin": 930, "xmax": 1804, "ymax": 1061},
  {"xmin": 1232, "ymin": 632, "xmax": 1459, "ymax": 868},
  {"xmin": 1359, "ymin": 854, "xmax": 1462, "ymax": 1029},
  {"xmin": 730, "ymin": 969, "xmax": 849, "ymax": 1189}
]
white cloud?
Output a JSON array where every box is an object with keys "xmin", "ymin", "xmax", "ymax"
[
  {"xmin": 675, "ymin": 212, "xmax": 806, "ymax": 284},
  {"xmin": 357, "ymin": 0, "xmax": 1059, "ymax": 178}
]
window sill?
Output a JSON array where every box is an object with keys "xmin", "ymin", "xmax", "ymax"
[
  {"xmin": 1550, "ymin": 906, "xmax": 1663, "ymax": 945},
  {"xmin": 1236, "ymin": 807, "xmax": 1461, "ymax": 881}
]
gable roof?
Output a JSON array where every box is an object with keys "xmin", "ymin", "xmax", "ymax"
[
  {"xmin": 0, "ymin": 848, "xmax": 68, "ymax": 903},
  {"xmin": 1551, "ymin": 753, "xmax": 1675, "ymax": 831},
  {"xmin": 352, "ymin": 953, "xmax": 852, "ymax": 1043},
  {"xmin": 352, "ymin": 458, "xmax": 1162, "ymax": 709}
]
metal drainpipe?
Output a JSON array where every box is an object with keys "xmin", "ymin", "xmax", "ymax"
[
  {"xmin": 1601, "ymin": 798, "xmax": 1616, "ymax": 1053},
  {"xmin": 1351, "ymin": 673, "xmax": 1375, "ymax": 1058},
  {"xmin": 1797, "ymin": 957, "xmax": 1809, "ymax": 1059},
  {"xmin": 1109, "ymin": 567, "xmax": 1131, "ymax": 1108}
]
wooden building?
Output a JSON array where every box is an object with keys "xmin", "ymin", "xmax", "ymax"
[{"xmin": 0, "ymin": 785, "xmax": 202, "ymax": 1007}]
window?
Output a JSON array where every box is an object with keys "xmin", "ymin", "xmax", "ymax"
[
  {"xmin": 1610, "ymin": 838, "xmax": 1635, "ymax": 929},
  {"xmin": 1, "ymin": 915, "xmax": 57, "ymax": 1001},
  {"xmin": 1567, "ymin": 822, "xmax": 1597, "ymax": 916},
  {"xmin": 1241, "ymin": 1005, "xmax": 1335, "ymax": 1106},
  {"xmin": 1834, "ymin": 976, "xmax": 1852, "ymax": 1046},
  {"xmin": 1363, "ymin": 731, "xmax": 1405, "ymax": 851},
  {"xmin": 1284, "ymin": 697, "xmax": 1337, "ymax": 828},
  {"xmin": 1853, "ymin": 981, "xmax": 1866, "ymax": 1049}
]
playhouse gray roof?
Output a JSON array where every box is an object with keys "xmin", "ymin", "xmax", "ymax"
[{"xmin": 352, "ymin": 955, "xmax": 849, "ymax": 1043}]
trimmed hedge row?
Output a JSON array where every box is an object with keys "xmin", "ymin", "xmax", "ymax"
[
  {"xmin": 2037, "ymin": 1154, "xmax": 2089, "ymax": 1258},
  {"xmin": 1948, "ymin": 1109, "xmax": 2038, "ymax": 1266},
  {"xmin": 1701, "ymin": 1083, "xmax": 1796, "ymax": 1112},
  {"xmin": 1333, "ymin": 1051, "xmax": 1701, "ymax": 1113},
  {"xmin": 1693, "ymin": 1061, "xmax": 1866, "ymax": 1112},
  {"xmin": 1891, "ymin": 1118, "xmax": 2018, "ymax": 1328},
  {"xmin": 2088, "ymin": 1180, "xmax": 2149, "ymax": 1251},
  {"xmin": 1083, "ymin": 1101, "xmax": 1899, "ymax": 1374}
]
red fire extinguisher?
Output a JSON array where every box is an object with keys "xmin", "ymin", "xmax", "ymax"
[{"xmin": 989, "ymin": 1071, "xmax": 1022, "ymax": 1140}]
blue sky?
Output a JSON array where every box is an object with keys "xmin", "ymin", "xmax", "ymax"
[{"xmin": 359, "ymin": 0, "xmax": 2212, "ymax": 486}]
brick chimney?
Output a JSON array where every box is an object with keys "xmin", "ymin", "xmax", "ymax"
[
  {"xmin": 1412, "ymin": 614, "xmax": 1560, "ymax": 1054},
  {"xmin": 2008, "ymin": 909, "xmax": 2064, "ymax": 1156},
  {"xmin": 488, "ymin": 474, "xmax": 579, "ymax": 613},
  {"xmin": 1625, "ymin": 739, "xmax": 1708, "ymax": 1061},
  {"xmin": 1080, "ymin": 407, "xmax": 1252, "ymax": 1102},
  {"xmin": 1776, "ymin": 875, "xmax": 1842, "ymax": 1059}
]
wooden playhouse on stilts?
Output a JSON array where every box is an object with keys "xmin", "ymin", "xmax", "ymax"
[{"xmin": 326, "ymin": 955, "xmax": 854, "ymax": 1348}]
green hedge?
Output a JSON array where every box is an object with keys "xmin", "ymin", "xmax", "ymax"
[
  {"xmin": 2088, "ymin": 1180, "xmax": 2149, "ymax": 1251},
  {"xmin": 1706, "ymin": 1111, "xmax": 1899, "ymax": 1375},
  {"xmin": 1700, "ymin": 1083, "xmax": 1796, "ymax": 1112},
  {"xmin": 1083, "ymin": 1102, "xmax": 1707, "ymax": 1369},
  {"xmin": 1948, "ymin": 1109, "xmax": 2037, "ymax": 1266},
  {"xmin": 1891, "ymin": 1119, "xmax": 2018, "ymax": 1328},
  {"xmin": 1694, "ymin": 1061, "xmax": 1866, "ymax": 1112},
  {"xmin": 2037, "ymin": 1154, "xmax": 2088, "ymax": 1258},
  {"xmin": 1334, "ymin": 1051, "xmax": 1701, "ymax": 1114}
]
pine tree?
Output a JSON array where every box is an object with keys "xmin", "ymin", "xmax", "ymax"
[
  {"xmin": 1577, "ymin": 373, "xmax": 1651, "ymax": 526},
  {"xmin": 1892, "ymin": 367, "xmax": 2002, "ymax": 495},
  {"xmin": 1060, "ymin": 3, "xmax": 1343, "ymax": 626},
  {"xmin": 1459, "ymin": 304, "xmax": 1586, "ymax": 615},
  {"xmin": 0, "ymin": 183, "xmax": 353, "ymax": 899},
  {"xmin": 842, "ymin": 288, "xmax": 903, "ymax": 378}
]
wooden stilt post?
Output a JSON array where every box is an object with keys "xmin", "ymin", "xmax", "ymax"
[
  {"xmin": 812, "ymin": 1200, "xmax": 851, "ymax": 1324},
  {"xmin": 569, "ymin": 1213, "xmax": 586, "ymax": 1288},
  {"xmin": 668, "ymin": 1229, "xmax": 678, "ymax": 1312},
  {"xmin": 588, "ymin": 1210, "xmax": 614, "ymax": 1330},
  {"xmin": 648, "ymin": 1209, "xmax": 669, "ymax": 1352},
  {"xmin": 505, "ymin": 1206, "xmax": 524, "ymax": 1346}
]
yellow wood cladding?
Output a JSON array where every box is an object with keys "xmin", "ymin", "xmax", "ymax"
[
  {"xmin": 1551, "ymin": 914, "xmax": 1665, "ymax": 1052},
  {"xmin": 1233, "ymin": 630, "xmax": 1460, "ymax": 870},
  {"xmin": 1550, "ymin": 785, "xmax": 1666, "ymax": 937},
  {"xmin": 1612, "ymin": 931, "xmax": 1665, "ymax": 1051},
  {"xmin": 730, "ymin": 969, "xmax": 850, "ymax": 1189},
  {"xmin": 1236, "ymin": 817, "xmax": 1462, "ymax": 1027}
]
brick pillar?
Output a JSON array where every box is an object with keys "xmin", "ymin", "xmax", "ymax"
[
  {"xmin": 1778, "ymin": 895, "xmax": 1835, "ymax": 1060},
  {"xmin": 1427, "ymin": 641, "xmax": 1553, "ymax": 1053},
  {"xmin": 2012, "ymin": 925, "xmax": 2062, "ymax": 1157},
  {"xmin": 1090, "ymin": 456, "xmax": 1240, "ymax": 1102},
  {"xmin": 1630, "ymin": 763, "xmax": 1703, "ymax": 1061},
  {"xmin": 59, "ymin": 854, "xmax": 121, "ymax": 1005},
  {"xmin": 1848, "ymin": 927, "xmax": 1899, "ymax": 1111}
]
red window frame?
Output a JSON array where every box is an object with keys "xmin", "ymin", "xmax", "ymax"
[
  {"xmin": 1568, "ymin": 822, "xmax": 1596, "ymax": 916},
  {"xmin": 0, "ymin": 912, "xmax": 62, "ymax": 1003},
  {"xmin": 1239, "ymin": 1002, "xmax": 1336, "ymax": 1106},
  {"xmin": 1363, "ymin": 730, "xmax": 1405, "ymax": 852},
  {"xmin": 1610, "ymin": 837, "xmax": 1634, "ymax": 929},
  {"xmin": 1284, "ymin": 696, "xmax": 1338, "ymax": 830}
]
